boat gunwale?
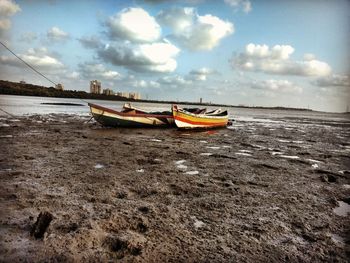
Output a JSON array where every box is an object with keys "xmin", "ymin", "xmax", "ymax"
[
  {"xmin": 173, "ymin": 107, "xmax": 228, "ymax": 120},
  {"xmin": 89, "ymin": 103, "xmax": 173, "ymax": 119}
]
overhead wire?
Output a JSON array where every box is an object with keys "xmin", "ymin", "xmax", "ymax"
[
  {"xmin": 0, "ymin": 41, "xmax": 90, "ymax": 116},
  {"xmin": 0, "ymin": 41, "xmax": 58, "ymax": 86}
]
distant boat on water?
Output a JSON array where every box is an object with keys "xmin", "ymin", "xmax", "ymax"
[{"xmin": 88, "ymin": 103, "xmax": 174, "ymax": 127}]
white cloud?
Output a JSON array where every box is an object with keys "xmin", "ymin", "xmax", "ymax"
[
  {"xmin": 0, "ymin": 47, "xmax": 64, "ymax": 71},
  {"xmin": 19, "ymin": 31, "xmax": 38, "ymax": 42},
  {"xmin": 107, "ymin": 7, "xmax": 161, "ymax": 43},
  {"xmin": 303, "ymin": 53, "xmax": 315, "ymax": 61},
  {"xmin": 158, "ymin": 75, "xmax": 192, "ymax": 86},
  {"xmin": 189, "ymin": 67, "xmax": 217, "ymax": 80},
  {"xmin": 78, "ymin": 35, "xmax": 102, "ymax": 49},
  {"xmin": 157, "ymin": 7, "xmax": 234, "ymax": 51},
  {"xmin": 78, "ymin": 62, "xmax": 121, "ymax": 80},
  {"xmin": 0, "ymin": 0, "xmax": 20, "ymax": 36},
  {"xmin": 231, "ymin": 43, "xmax": 332, "ymax": 77},
  {"xmin": 98, "ymin": 40, "xmax": 180, "ymax": 73},
  {"xmin": 314, "ymin": 74, "xmax": 350, "ymax": 87},
  {"xmin": 0, "ymin": 19, "xmax": 10, "ymax": 31},
  {"xmin": 245, "ymin": 43, "xmax": 294, "ymax": 60},
  {"xmin": 129, "ymin": 79, "xmax": 161, "ymax": 89},
  {"xmin": 0, "ymin": 0, "xmax": 20, "ymax": 16},
  {"xmin": 66, "ymin": 71, "xmax": 80, "ymax": 80},
  {"xmin": 224, "ymin": 0, "xmax": 252, "ymax": 13},
  {"xmin": 47, "ymin": 26, "xmax": 70, "ymax": 42},
  {"xmin": 251, "ymin": 79, "xmax": 303, "ymax": 94}
]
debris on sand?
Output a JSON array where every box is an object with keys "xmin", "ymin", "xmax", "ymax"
[
  {"xmin": 30, "ymin": 212, "xmax": 53, "ymax": 239},
  {"xmin": 333, "ymin": 201, "xmax": 350, "ymax": 217}
]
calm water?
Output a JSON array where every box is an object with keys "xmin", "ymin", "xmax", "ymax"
[{"xmin": 0, "ymin": 95, "xmax": 348, "ymax": 122}]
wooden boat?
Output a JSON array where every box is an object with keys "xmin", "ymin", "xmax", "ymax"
[
  {"xmin": 172, "ymin": 104, "xmax": 228, "ymax": 129},
  {"xmin": 89, "ymin": 103, "xmax": 174, "ymax": 127}
]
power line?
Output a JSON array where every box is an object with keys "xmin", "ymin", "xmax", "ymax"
[
  {"xmin": 0, "ymin": 41, "xmax": 91, "ymax": 108},
  {"xmin": 0, "ymin": 41, "xmax": 58, "ymax": 86},
  {"xmin": 0, "ymin": 107, "xmax": 16, "ymax": 118}
]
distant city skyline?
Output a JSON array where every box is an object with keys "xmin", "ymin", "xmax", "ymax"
[{"xmin": 0, "ymin": 0, "xmax": 349, "ymax": 112}]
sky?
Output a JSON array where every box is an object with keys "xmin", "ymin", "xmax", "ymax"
[{"xmin": 0, "ymin": 0, "xmax": 349, "ymax": 112}]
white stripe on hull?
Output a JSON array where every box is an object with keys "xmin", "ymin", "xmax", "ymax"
[{"xmin": 174, "ymin": 119, "xmax": 221, "ymax": 128}]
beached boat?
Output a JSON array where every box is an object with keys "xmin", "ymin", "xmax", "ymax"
[
  {"xmin": 89, "ymin": 103, "xmax": 174, "ymax": 127},
  {"xmin": 172, "ymin": 105, "xmax": 228, "ymax": 129}
]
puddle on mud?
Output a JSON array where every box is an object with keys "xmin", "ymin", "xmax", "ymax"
[
  {"xmin": 307, "ymin": 159, "xmax": 323, "ymax": 163},
  {"xmin": 271, "ymin": 152, "xmax": 283, "ymax": 156},
  {"xmin": 206, "ymin": 146, "xmax": 220, "ymax": 150},
  {"xmin": 279, "ymin": 155, "xmax": 299, "ymax": 159},
  {"xmin": 185, "ymin": 171, "xmax": 199, "ymax": 175},
  {"xmin": 312, "ymin": 164, "xmax": 319, "ymax": 169},
  {"xmin": 0, "ymin": 135, "xmax": 13, "ymax": 138},
  {"xmin": 200, "ymin": 153, "xmax": 213, "ymax": 156},
  {"xmin": 94, "ymin": 164, "xmax": 105, "ymax": 169},
  {"xmin": 235, "ymin": 152, "xmax": 252, "ymax": 157},
  {"xmin": 239, "ymin": 149, "xmax": 253, "ymax": 153},
  {"xmin": 292, "ymin": 140, "xmax": 304, "ymax": 144},
  {"xmin": 333, "ymin": 201, "xmax": 350, "ymax": 216},
  {"xmin": 331, "ymin": 234, "xmax": 345, "ymax": 244},
  {"xmin": 191, "ymin": 216, "xmax": 205, "ymax": 228},
  {"xmin": 177, "ymin": 164, "xmax": 188, "ymax": 170},
  {"xmin": 175, "ymin": 160, "xmax": 188, "ymax": 170}
]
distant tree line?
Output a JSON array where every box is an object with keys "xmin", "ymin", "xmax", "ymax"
[
  {"xmin": 0, "ymin": 80, "xmax": 132, "ymax": 101},
  {"xmin": 0, "ymin": 79, "xmax": 313, "ymax": 111}
]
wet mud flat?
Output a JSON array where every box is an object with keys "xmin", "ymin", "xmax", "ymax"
[{"xmin": 0, "ymin": 114, "xmax": 349, "ymax": 262}]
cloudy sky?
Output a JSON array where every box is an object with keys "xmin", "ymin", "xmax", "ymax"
[{"xmin": 0, "ymin": 0, "xmax": 349, "ymax": 112}]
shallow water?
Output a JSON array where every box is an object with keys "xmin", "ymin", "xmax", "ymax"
[{"xmin": 1, "ymin": 95, "xmax": 349, "ymax": 122}]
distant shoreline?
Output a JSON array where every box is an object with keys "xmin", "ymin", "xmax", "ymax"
[{"xmin": 0, "ymin": 79, "xmax": 314, "ymax": 112}]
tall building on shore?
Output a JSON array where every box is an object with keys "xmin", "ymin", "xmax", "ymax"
[
  {"xmin": 129, "ymin": 92, "xmax": 141, "ymax": 100},
  {"xmin": 55, "ymin": 83, "xmax": 64, "ymax": 91},
  {"xmin": 116, "ymin": 91, "xmax": 141, "ymax": 100},
  {"xmin": 90, "ymin": 80, "xmax": 101, "ymax": 94},
  {"xmin": 103, "ymin": 88, "xmax": 114, "ymax": 96}
]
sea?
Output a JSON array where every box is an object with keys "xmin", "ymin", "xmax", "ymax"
[{"xmin": 0, "ymin": 94, "xmax": 348, "ymax": 123}]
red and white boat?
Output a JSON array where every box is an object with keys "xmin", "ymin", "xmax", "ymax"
[{"xmin": 172, "ymin": 105, "xmax": 228, "ymax": 129}]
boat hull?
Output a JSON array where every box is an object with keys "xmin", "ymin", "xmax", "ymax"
[
  {"xmin": 172, "ymin": 105, "xmax": 228, "ymax": 129},
  {"xmin": 89, "ymin": 103, "xmax": 174, "ymax": 127}
]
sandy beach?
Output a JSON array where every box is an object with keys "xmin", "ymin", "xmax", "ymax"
[{"xmin": 0, "ymin": 113, "xmax": 349, "ymax": 262}]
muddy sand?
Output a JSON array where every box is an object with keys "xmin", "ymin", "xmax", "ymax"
[{"xmin": 0, "ymin": 114, "xmax": 349, "ymax": 262}]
